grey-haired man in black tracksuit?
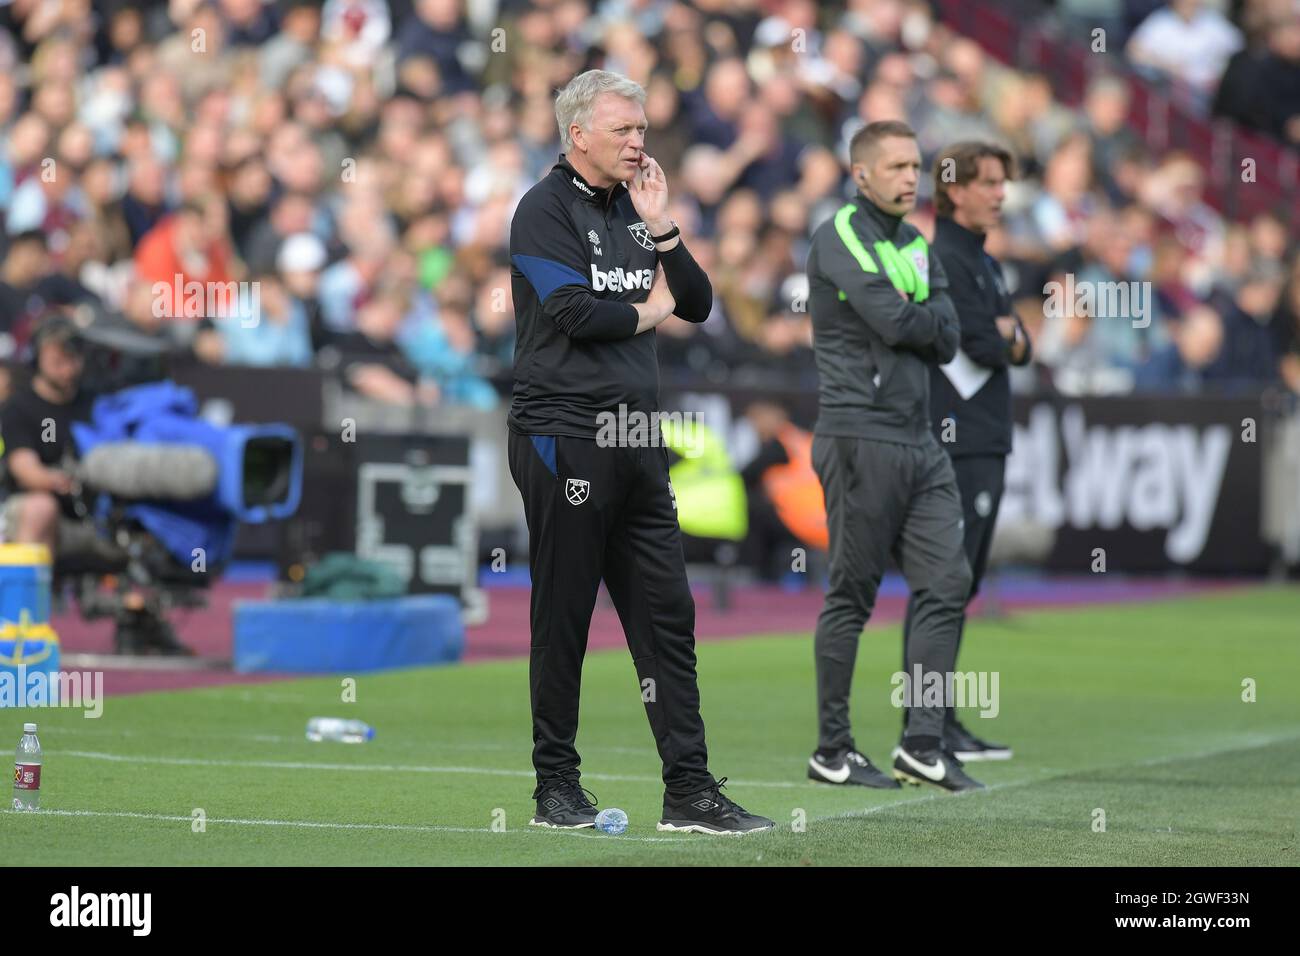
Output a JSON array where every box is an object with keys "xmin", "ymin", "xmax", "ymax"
[{"xmin": 508, "ymin": 69, "xmax": 773, "ymax": 835}]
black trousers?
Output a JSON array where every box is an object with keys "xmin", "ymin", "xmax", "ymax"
[
  {"xmin": 507, "ymin": 431, "xmax": 713, "ymax": 797},
  {"xmin": 812, "ymin": 434, "xmax": 972, "ymax": 749},
  {"xmin": 902, "ymin": 453, "xmax": 1007, "ymax": 726}
]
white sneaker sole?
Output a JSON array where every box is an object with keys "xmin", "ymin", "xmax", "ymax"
[
  {"xmin": 951, "ymin": 749, "xmax": 1013, "ymax": 762},
  {"xmin": 892, "ymin": 768, "xmax": 928, "ymax": 787},
  {"xmin": 893, "ymin": 767, "xmax": 967, "ymax": 791},
  {"xmin": 656, "ymin": 821, "xmax": 773, "ymax": 836},
  {"xmin": 529, "ymin": 818, "xmax": 595, "ymax": 829}
]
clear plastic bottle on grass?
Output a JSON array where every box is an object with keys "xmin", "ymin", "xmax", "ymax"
[
  {"xmin": 305, "ymin": 717, "xmax": 375, "ymax": 743},
  {"xmin": 13, "ymin": 722, "xmax": 42, "ymax": 810},
  {"xmin": 595, "ymin": 808, "xmax": 628, "ymax": 835}
]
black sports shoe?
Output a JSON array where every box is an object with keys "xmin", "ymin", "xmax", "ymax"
[
  {"xmin": 944, "ymin": 720, "xmax": 1012, "ymax": 761},
  {"xmin": 529, "ymin": 773, "xmax": 599, "ymax": 828},
  {"xmin": 114, "ymin": 609, "xmax": 195, "ymax": 657},
  {"xmin": 808, "ymin": 748, "xmax": 901, "ymax": 789},
  {"xmin": 891, "ymin": 742, "xmax": 985, "ymax": 793},
  {"xmin": 658, "ymin": 778, "xmax": 775, "ymax": 835}
]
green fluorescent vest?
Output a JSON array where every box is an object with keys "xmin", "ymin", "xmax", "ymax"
[{"xmin": 658, "ymin": 419, "xmax": 748, "ymax": 542}]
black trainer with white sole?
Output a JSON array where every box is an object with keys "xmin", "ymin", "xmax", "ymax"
[
  {"xmin": 658, "ymin": 778, "xmax": 775, "ymax": 835},
  {"xmin": 944, "ymin": 720, "xmax": 1013, "ymax": 761},
  {"xmin": 529, "ymin": 773, "xmax": 599, "ymax": 828},
  {"xmin": 808, "ymin": 748, "xmax": 901, "ymax": 788},
  {"xmin": 891, "ymin": 743, "xmax": 985, "ymax": 792}
]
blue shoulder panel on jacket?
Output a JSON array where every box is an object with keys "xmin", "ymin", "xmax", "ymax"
[{"xmin": 512, "ymin": 254, "xmax": 588, "ymax": 303}]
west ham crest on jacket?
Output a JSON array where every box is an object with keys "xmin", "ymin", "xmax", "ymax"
[{"xmin": 627, "ymin": 221, "xmax": 655, "ymax": 251}]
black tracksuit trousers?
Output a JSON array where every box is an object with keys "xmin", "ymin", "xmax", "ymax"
[
  {"xmin": 507, "ymin": 430, "xmax": 714, "ymax": 798},
  {"xmin": 902, "ymin": 453, "xmax": 1007, "ymax": 727},
  {"xmin": 812, "ymin": 434, "xmax": 973, "ymax": 749}
]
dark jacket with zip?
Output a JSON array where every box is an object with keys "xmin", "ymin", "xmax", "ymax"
[
  {"xmin": 507, "ymin": 154, "xmax": 711, "ymax": 438},
  {"xmin": 806, "ymin": 194, "xmax": 960, "ymax": 445},
  {"xmin": 927, "ymin": 216, "xmax": 1032, "ymax": 459}
]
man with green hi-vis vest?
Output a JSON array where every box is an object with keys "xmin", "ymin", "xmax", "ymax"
[
  {"xmin": 803, "ymin": 120, "xmax": 982, "ymax": 794},
  {"xmin": 659, "ymin": 418, "xmax": 747, "ymax": 542}
]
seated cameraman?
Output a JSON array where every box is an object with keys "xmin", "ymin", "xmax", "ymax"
[
  {"xmin": 0, "ymin": 317, "xmax": 96, "ymax": 558},
  {"xmin": 0, "ymin": 317, "xmax": 190, "ymax": 655}
]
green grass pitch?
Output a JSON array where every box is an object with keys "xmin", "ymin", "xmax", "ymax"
[{"xmin": 4, "ymin": 587, "xmax": 1298, "ymax": 866}]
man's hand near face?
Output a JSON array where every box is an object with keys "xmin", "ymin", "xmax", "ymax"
[{"xmin": 629, "ymin": 155, "xmax": 676, "ymax": 248}]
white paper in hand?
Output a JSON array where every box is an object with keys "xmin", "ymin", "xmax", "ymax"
[{"xmin": 939, "ymin": 348, "xmax": 994, "ymax": 400}]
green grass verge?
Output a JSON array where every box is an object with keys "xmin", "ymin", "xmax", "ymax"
[{"xmin": 4, "ymin": 586, "xmax": 1298, "ymax": 866}]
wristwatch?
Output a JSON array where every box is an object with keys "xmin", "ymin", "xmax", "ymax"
[{"xmin": 650, "ymin": 222, "xmax": 680, "ymax": 243}]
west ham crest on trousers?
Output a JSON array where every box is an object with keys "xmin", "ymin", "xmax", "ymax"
[{"xmin": 566, "ymin": 478, "xmax": 590, "ymax": 505}]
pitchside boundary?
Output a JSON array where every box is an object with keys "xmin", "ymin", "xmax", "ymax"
[{"xmin": 8, "ymin": 730, "xmax": 1296, "ymax": 844}]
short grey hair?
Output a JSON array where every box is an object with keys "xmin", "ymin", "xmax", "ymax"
[{"xmin": 554, "ymin": 70, "xmax": 646, "ymax": 152}]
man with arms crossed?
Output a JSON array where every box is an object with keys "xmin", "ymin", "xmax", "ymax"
[
  {"xmin": 805, "ymin": 120, "xmax": 983, "ymax": 792},
  {"xmin": 508, "ymin": 70, "xmax": 774, "ymax": 834},
  {"xmin": 901, "ymin": 141, "xmax": 1031, "ymax": 761}
]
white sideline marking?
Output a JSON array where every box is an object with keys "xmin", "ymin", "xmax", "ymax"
[
  {"xmin": 54, "ymin": 724, "xmax": 653, "ymax": 756},
  {"xmin": 2, "ymin": 808, "xmax": 699, "ymax": 843},
  {"xmin": 4, "ymin": 808, "xmax": 489, "ymax": 834},
  {"xmin": 52, "ymin": 750, "xmax": 810, "ymax": 789},
  {"xmin": 37, "ymin": 731, "xmax": 1299, "ymax": 845}
]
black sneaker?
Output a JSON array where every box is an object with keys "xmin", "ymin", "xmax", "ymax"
[
  {"xmin": 658, "ymin": 777, "xmax": 775, "ymax": 835},
  {"xmin": 891, "ymin": 742, "xmax": 985, "ymax": 793},
  {"xmin": 529, "ymin": 773, "xmax": 599, "ymax": 829},
  {"xmin": 114, "ymin": 609, "xmax": 194, "ymax": 657},
  {"xmin": 808, "ymin": 748, "xmax": 901, "ymax": 789},
  {"xmin": 112, "ymin": 617, "xmax": 148, "ymax": 656},
  {"xmin": 944, "ymin": 720, "xmax": 1012, "ymax": 762}
]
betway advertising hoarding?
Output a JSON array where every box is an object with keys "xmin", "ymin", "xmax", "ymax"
[
  {"xmin": 1000, "ymin": 396, "xmax": 1267, "ymax": 573},
  {"xmin": 181, "ymin": 367, "xmax": 1271, "ymax": 574},
  {"xmin": 661, "ymin": 388, "xmax": 1269, "ymax": 575}
]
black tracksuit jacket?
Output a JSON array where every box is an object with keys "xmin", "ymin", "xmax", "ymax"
[
  {"xmin": 507, "ymin": 155, "xmax": 711, "ymax": 438},
  {"xmin": 927, "ymin": 216, "xmax": 1032, "ymax": 458}
]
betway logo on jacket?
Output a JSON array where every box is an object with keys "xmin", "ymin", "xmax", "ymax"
[{"xmin": 591, "ymin": 264, "xmax": 654, "ymax": 293}]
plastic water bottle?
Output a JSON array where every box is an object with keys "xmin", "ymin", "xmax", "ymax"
[
  {"xmin": 594, "ymin": 807, "xmax": 628, "ymax": 835},
  {"xmin": 13, "ymin": 722, "xmax": 42, "ymax": 811},
  {"xmin": 305, "ymin": 717, "xmax": 375, "ymax": 743}
]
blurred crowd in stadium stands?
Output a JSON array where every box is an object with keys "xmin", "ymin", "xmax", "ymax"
[{"xmin": 1, "ymin": 0, "xmax": 1299, "ymax": 410}]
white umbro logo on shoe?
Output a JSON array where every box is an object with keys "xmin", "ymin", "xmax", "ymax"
[{"xmin": 690, "ymin": 797, "xmax": 719, "ymax": 812}]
